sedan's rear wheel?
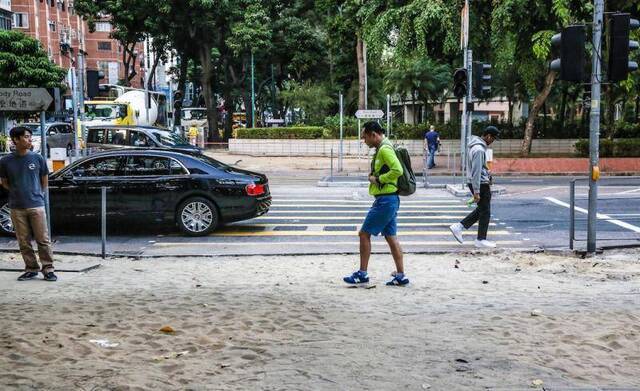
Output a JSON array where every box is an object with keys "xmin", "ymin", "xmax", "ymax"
[
  {"xmin": 177, "ymin": 197, "xmax": 218, "ymax": 236},
  {"xmin": 0, "ymin": 202, "xmax": 15, "ymax": 236}
]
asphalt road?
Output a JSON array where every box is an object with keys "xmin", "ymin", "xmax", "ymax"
[{"xmin": 1, "ymin": 176, "xmax": 638, "ymax": 257}]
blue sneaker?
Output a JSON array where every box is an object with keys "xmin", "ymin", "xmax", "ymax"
[
  {"xmin": 343, "ymin": 270, "xmax": 369, "ymax": 286},
  {"xmin": 386, "ymin": 274, "xmax": 409, "ymax": 286}
]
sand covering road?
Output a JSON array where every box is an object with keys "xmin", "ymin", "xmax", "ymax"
[{"xmin": 0, "ymin": 249, "xmax": 639, "ymax": 390}]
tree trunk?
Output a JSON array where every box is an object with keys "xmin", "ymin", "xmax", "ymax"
[
  {"xmin": 635, "ymin": 94, "xmax": 640, "ymax": 121},
  {"xmin": 521, "ymin": 71, "xmax": 556, "ymax": 155},
  {"xmin": 412, "ymin": 91, "xmax": 417, "ymax": 125},
  {"xmin": 198, "ymin": 45, "xmax": 219, "ymax": 143},
  {"xmin": 356, "ymin": 34, "xmax": 366, "ymax": 110},
  {"xmin": 507, "ymin": 94, "xmax": 514, "ymax": 126},
  {"xmin": 559, "ymin": 83, "xmax": 568, "ymax": 131},
  {"xmin": 604, "ymin": 85, "xmax": 616, "ymax": 140}
]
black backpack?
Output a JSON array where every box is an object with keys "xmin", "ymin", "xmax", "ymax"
[{"xmin": 375, "ymin": 143, "xmax": 416, "ymax": 196}]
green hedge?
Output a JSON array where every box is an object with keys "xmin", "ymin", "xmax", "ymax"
[
  {"xmin": 575, "ymin": 139, "xmax": 640, "ymax": 157},
  {"xmin": 237, "ymin": 126, "xmax": 325, "ymax": 139}
]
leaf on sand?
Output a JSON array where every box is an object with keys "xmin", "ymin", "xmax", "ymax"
[{"xmin": 159, "ymin": 326, "xmax": 175, "ymax": 334}]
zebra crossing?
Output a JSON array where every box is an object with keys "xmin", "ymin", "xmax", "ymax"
[{"xmin": 151, "ymin": 189, "xmax": 523, "ymax": 255}]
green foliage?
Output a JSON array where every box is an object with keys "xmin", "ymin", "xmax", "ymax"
[
  {"xmin": 323, "ymin": 115, "xmax": 359, "ymax": 138},
  {"xmin": 0, "ymin": 31, "xmax": 65, "ymax": 88},
  {"xmin": 279, "ymin": 81, "xmax": 333, "ymax": 125},
  {"xmin": 237, "ymin": 126, "xmax": 325, "ymax": 139},
  {"xmin": 575, "ymin": 139, "xmax": 640, "ymax": 157}
]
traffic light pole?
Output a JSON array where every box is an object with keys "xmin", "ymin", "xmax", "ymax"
[{"xmin": 587, "ymin": 0, "xmax": 604, "ymax": 253}]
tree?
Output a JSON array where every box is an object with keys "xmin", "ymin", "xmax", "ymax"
[
  {"xmin": 492, "ymin": 0, "xmax": 592, "ymax": 155},
  {"xmin": 0, "ymin": 30, "xmax": 65, "ymax": 88},
  {"xmin": 74, "ymin": 0, "xmax": 151, "ymax": 86}
]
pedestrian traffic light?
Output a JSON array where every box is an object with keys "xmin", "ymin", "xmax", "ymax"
[
  {"xmin": 453, "ymin": 68, "xmax": 468, "ymax": 99},
  {"xmin": 472, "ymin": 62, "xmax": 492, "ymax": 98},
  {"xmin": 608, "ymin": 13, "xmax": 639, "ymax": 82},
  {"xmin": 86, "ymin": 70, "xmax": 105, "ymax": 99},
  {"xmin": 550, "ymin": 25, "xmax": 586, "ymax": 82}
]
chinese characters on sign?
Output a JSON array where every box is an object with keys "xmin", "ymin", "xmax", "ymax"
[{"xmin": 0, "ymin": 89, "xmax": 53, "ymax": 112}]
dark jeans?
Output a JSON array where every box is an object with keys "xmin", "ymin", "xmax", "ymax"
[{"xmin": 461, "ymin": 184, "xmax": 491, "ymax": 240}]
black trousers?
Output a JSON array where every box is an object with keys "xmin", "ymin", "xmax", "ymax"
[{"xmin": 461, "ymin": 184, "xmax": 491, "ymax": 240}]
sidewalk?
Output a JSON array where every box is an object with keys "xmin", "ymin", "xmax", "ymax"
[{"xmin": 1, "ymin": 250, "xmax": 638, "ymax": 390}]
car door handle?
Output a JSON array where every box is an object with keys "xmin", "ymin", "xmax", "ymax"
[{"xmin": 156, "ymin": 184, "xmax": 179, "ymax": 191}]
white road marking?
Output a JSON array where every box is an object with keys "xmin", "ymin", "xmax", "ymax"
[
  {"xmin": 503, "ymin": 186, "xmax": 560, "ymax": 197},
  {"xmin": 614, "ymin": 188, "xmax": 640, "ymax": 195},
  {"xmin": 545, "ymin": 197, "xmax": 640, "ymax": 234},
  {"xmin": 153, "ymin": 240, "xmax": 523, "ymax": 247}
]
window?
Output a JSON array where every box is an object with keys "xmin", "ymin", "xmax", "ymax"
[
  {"xmin": 71, "ymin": 157, "xmax": 121, "ymax": 178},
  {"xmin": 97, "ymin": 41, "xmax": 112, "ymax": 51},
  {"xmin": 87, "ymin": 128, "xmax": 105, "ymax": 144},
  {"xmin": 48, "ymin": 20, "xmax": 56, "ymax": 32},
  {"xmin": 122, "ymin": 156, "xmax": 186, "ymax": 176},
  {"xmin": 95, "ymin": 22, "xmax": 111, "ymax": 32},
  {"xmin": 106, "ymin": 129, "xmax": 127, "ymax": 145},
  {"xmin": 129, "ymin": 131, "xmax": 152, "ymax": 147},
  {"xmin": 12, "ymin": 13, "xmax": 28, "ymax": 29}
]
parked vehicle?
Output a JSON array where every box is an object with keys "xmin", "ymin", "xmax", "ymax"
[
  {"xmin": 19, "ymin": 122, "xmax": 75, "ymax": 156},
  {"xmin": 83, "ymin": 90, "xmax": 160, "ymax": 127},
  {"xmin": 86, "ymin": 125, "xmax": 201, "ymax": 153},
  {"xmin": 0, "ymin": 149, "xmax": 271, "ymax": 236}
]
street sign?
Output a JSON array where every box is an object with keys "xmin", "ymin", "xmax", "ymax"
[
  {"xmin": 0, "ymin": 88, "xmax": 53, "ymax": 112},
  {"xmin": 355, "ymin": 109, "xmax": 384, "ymax": 119}
]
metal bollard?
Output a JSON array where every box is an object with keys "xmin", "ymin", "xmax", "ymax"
[
  {"xmin": 330, "ymin": 147, "xmax": 334, "ymax": 178},
  {"xmin": 569, "ymin": 180, "xmax": 575, "ymax": 250},
  {"xmin": 101, "ymin": 187, "xmax": 107, "ymax": 259}
]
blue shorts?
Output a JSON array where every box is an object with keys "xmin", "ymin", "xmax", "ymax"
[{"xmin": 361, "ymin": 195, "xmax": 400, "ymax": 236}]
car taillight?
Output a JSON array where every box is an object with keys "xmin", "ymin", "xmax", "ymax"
[{"xmin": 246, "ymin": 183, "xmax": 265, "ymax": 196}]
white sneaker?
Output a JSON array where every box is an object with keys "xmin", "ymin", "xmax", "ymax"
[
  {"xmin": 449, "ymin": 223, "xmax": 464, "ymax": 244},
  {"xmin": 474, "ymin": 240, "xmax": 496, "ymax": 248}
]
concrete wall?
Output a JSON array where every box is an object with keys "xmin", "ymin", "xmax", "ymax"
[{"xmin": 229, "ymin": 139, "xmax": 579, "ymax": 157}]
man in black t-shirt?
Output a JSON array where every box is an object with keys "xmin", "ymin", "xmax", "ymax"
[{"xmin": 0, "ymin": 126, "xmax": 57, "ymax": 281}]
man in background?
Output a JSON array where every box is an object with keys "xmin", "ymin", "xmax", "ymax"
[{"xmin": 424, "ymin": 125, "xmax": 440, "ymax": 169}]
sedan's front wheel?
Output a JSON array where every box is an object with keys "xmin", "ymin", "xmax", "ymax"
[
  {"xmin": 177, "ymin": 197, "xmax": 218, "ymax": 236},
  {"xmin": 0, "ymin": 202, "xmax": 15, "ymax": 236}
]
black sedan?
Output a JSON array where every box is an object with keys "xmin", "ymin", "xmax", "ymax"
[{"xmin": 0, "ymin": 149, "xmax": 271, "ymax": 236}]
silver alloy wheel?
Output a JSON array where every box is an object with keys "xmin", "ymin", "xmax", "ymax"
[
  {"xmin": 181, "ymin": 201, "xmax": 214, "ymax": 233},
  {"xmin": 0, "ymin": 203, "xmax": 14, "ymax": 234}
]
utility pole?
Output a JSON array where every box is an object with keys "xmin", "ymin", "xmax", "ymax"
[
  {"xmin": 363, "ymin": 41, "xmax": 368, "ymax": 110},
  {"xmin": 587, "ymin": 0, "xmax": 604, "ymax": 253},
  {"xmin": 460, "ymin": 0, "xmax": 471, "ymax": 187}
]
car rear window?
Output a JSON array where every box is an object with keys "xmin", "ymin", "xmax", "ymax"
[
  {"xmin": 190, "ymin": 154, "xmax": 231, "ymax": 170},
  {"xmin": 152, "ymin": 131, "xmax": 190, "ymax": 147}
]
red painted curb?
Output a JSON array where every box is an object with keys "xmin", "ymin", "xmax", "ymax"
[{"xmin": 492, "ymin": 158, "xmax": 640, "ymax": 174}]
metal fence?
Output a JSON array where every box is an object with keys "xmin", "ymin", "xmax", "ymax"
[{"xmin": 569, "ymin": 176, "xmax": 640, "ymax": 250}]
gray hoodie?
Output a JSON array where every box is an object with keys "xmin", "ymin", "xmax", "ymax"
[{"xmin": 466, "ymin": 135, "xmax": 491, "ymax": 192}]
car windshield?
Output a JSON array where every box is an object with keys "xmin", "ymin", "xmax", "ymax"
[
  {"xmin": 182, "ymin": 109, "xmax": 207, "ymax": 120},
  {"xmin": 152, "ymin": 131, "xmax": 191, "ymax": 147},
  {"xmin": 85, "ymin": 104, "xmax": 127, "ymax": 119}
]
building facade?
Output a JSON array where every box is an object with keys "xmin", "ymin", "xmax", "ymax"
[
  {"xmin": 10, "ymin": 0, "xmax": 141, "ymax": 87},
  {"xmin": 0, "ymin": 0, "xmax": 11, "ymax": 30}
]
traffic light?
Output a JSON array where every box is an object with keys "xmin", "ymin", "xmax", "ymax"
[
  {"xmin": 608, "ymin": 13, "xmax": 639, "ymax": 82},
  {"xmin": 453, "ymin": 68, "xmax": 468, "ymax": 99},
  {"xmin": 472, "ymin": 62, "xmax": 492, "ymax": 98},
  {"xmin": 86, "ymin": 70, "xmax": 105, "ymax": 99},
  {"xmin": 550, "ymin": 25, "xmax": 586, "ymax": 82}
]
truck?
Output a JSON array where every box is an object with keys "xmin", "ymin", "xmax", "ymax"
[{"xmin": 83, "ymin": 90, "xmax": 159, "ymax": 128}]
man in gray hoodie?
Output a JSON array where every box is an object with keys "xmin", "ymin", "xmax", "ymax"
[{"xmin": 449, "ymin": 126, "xmax": 500, "ymax": 248}]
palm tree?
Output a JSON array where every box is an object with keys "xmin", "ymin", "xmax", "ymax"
[{"xmin": 384, "ymin": 56, "xmax": 450, "ymax": 124}]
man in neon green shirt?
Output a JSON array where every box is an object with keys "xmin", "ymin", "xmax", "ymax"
[{"xmin": 343, "ymin": 121, "xmax": 409, "ymax": 287}]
